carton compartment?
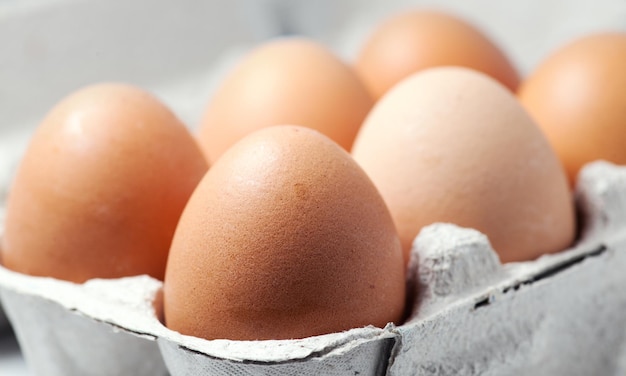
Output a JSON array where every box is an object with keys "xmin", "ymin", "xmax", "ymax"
[
  {"xmin": 158, "ymin": 328, "xmax": 397, "ymax": 375},
  {"xmin": 0, "ymin": 162, "xmax": 625, "ymax": 376},
  {"xmin": 3, "ymin": 0, "xmax": 626, "ymax": 374},
  {"xmin": 389, "ymin": 161, "xmax": 626, "ymax": 375},
  {"xmin": 0, "ymin": 271, "xmax": 168, "ymax": 376}
]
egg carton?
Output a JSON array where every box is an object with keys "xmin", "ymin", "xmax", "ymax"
[
  {"xmin": 0, "ymin": 161, "xmax": 624, "ymax": 375},
  {"xmin": 0, "ymin": 295, "xmax": 6, "ymax": 329},
  {"xmin": 4, "ymin": 1, "xmax": 626, "ymax": 374}
]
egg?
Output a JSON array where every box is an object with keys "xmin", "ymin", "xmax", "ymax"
[
  {"xmin": 355, "ymin": 9, "xmax": 520, "ymax": 100},
  {"xmin": 1, "ymin": 83, "xmax": 208, "ymax": 283},
  {"xmin": 197, "ymin": 37, "xmax": 374, "ymax": 164},
  {"xmin": 518, "ymin": 32, "xmax": 626, "ymax": 186},
  {"xmin": 352, "ymin": 67, "xmax": 575, "ymax": 263},
  {"xmin": 164, "ymin": 125, "xmax": 405, "ymax": 341}
]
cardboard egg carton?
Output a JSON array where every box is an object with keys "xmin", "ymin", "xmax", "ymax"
[
  {"xmin": 0, "ymin": 289, "xmax": 6, "ymax": 329},
  {"xmin": 3, "ymin": 1, "xmax": 626, "ymax": 374},
  {"xmin": 393, "ymin": 161, "xmax": 626, "ymax": 375},
  {"xmin": 0, "ymin": 161, "xmax": 624, "ymax": 376}
]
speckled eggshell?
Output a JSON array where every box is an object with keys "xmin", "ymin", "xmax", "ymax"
[
  {"xmin": 164, "ymin": 125, "xmax": 406, "ymax": 341},
  {"xmin": 352, "ymin": 67, "xmax": 575, "ymax": 263},
  {"xmin": 1, "ymin": 83, "xmax": 209, "ymax": 283}
]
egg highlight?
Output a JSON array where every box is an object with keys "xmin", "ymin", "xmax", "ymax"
[
  {"xmin": 518, "ymin": 32, "xmax": 626, "ymax": 186},
  {"xmin": 1, "ymin": 83, "xmax": 208, "ymax": 283}
]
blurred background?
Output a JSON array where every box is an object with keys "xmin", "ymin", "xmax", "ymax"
[
  {"xmin": 2, "ymin": 0, "xmax": 626, "ymax": 135},
  {"xmin": 2, "ymin": 0, "xmax": 626, "ymax": 210}
]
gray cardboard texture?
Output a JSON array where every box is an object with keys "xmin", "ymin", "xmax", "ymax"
[
  {"xmin": 0, "ymin": 271, "xmax": 168, "ymax": 376},
  {"xmin": 0, "ymin": 299, "xmax": 7, "ymax": 329},
  {"xmin": 390, "ymin": 161, "xmax": 626, "ymax": 375},
  {"xmin": 157, "ymin": 329, "xmax": 396, "ymax": 376},
  {"xmin": 0, "ymin": 162, "xmax": 625, "ymax": 375}
]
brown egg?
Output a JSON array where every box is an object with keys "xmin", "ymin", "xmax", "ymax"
[
  {"xmin": 1, "ymin": 83, "xmax": 208, "ymax": 283},
  {"xmin": 352, "ymin": 67, "xmax": 575, "ymax": 263},
  {"xmin": 197, "ymin": 37, "xmax": 374, "ymax": 164},
  {"xmin": 518, "ymin": 32, "xmax": 626, "ymax": 186},
  {"xmin": 355, "ymin": 9, "xmax": 520, "ymax": 100},
  {"xmin": 164, "ymin": 125, "xmax": 405, "ymax": 341}
]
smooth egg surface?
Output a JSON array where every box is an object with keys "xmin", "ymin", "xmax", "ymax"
[
  {"xmin": 518, "ymin": 32, "xmax": 626, "ymax": 186},
  {"xmin": 164, "ymin": 125, "xmax": 405, "ymax": 340},
  {"xmin": 355, "ymin": 9, "xmax": 519, "ymax": 100},
  {"xmin": 352, "ymin": 67, "xmax": 575, "ymax": 263},
  {"xmin": 1, "ymin": 83, "xmax": 208, "ymax": 283},
  {"xmin": 197, "ymin": 37, "xmax": 374, "ymax": 164}
]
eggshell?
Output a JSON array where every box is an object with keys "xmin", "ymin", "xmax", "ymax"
[
  {"xmin": 164, "ymin": 125, "xmax": 405, "ymax": 341},
  {"xmin": 1, "ymin": 83, "xmax": 209, "ymax": 283},
  {"xmin": 197, "ymin": 38, "xmax": 374, "ymax": 163},
  {"xmin": 355, "ymin": 9, "xmax": 520, "ymax": 100},
  {"xmin": 518, "ymin": 32, "xmax": 626, "ymax": 186},
  {"xmin": 352, "ymin": 67, "xmax": 575, "ymax": 263}
]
